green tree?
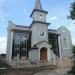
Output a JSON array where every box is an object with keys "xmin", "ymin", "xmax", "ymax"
[
  {"xmin": 69, "ymin": 46, "xmax": 75, "ymax": 74},
  {"xmin": 68, "ymin": 2, "xmax": 75, "ymax": 20},
  {"xmin": 67, "ymin": 2, "xmax": 75, "ymax": 75}
]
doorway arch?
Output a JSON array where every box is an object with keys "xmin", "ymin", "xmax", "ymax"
[{"xmin": 40, "ymin": 47, "xmax": 47, "ymax": 61}]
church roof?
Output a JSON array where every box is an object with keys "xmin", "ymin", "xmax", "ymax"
[
  {"xmin": 48, "ymin": 29, "xmax": 60, "ymax": 35},
  {"xmin": 30, "ymin": 0, "xmax": 48, "ymax": 17},
  {"xmin": 30, "ymin": 21, "xmax": 50, "ymax": 27},
  {"xmin": 34, "ymin": 0, "xmax": 42, "ymax": 10},
  {"xmin": 10, "ymin": 25, "xmax": 59, "ymax": 35}
]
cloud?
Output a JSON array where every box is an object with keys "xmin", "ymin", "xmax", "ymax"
[
  {"xmin": 0, "ymin": 0, "xmax": 5, "ymax": 23},
  {"xmin": 0, "ymin": 37, "xmax": 7, "ymax": 54},
  {"xmin": 72, "ymin": 39, "xmax": 75, "ymax": 45},
  {"xmin": 47, "ymin": 16, "xmax": 58, "ymax": 22},
  {"xmin": 65, "ymin": 21, "xmax": 75, "ymax": 45}
]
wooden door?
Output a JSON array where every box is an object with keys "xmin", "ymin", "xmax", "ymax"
[{"xmin": 40, "ymin": 48, "xmax": 47, "ymax": 61}]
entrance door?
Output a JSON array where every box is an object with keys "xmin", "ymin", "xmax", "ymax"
[{"xmin": 40, "ymin": 47, "xmax": 47, "ymax": 61}]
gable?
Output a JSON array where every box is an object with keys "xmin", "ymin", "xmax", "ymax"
[{"xmin": 35, "ymin": 40, "xmax": 52, "ymax": 48}]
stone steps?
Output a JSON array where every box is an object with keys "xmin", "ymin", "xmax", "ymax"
[
  {"xmin": 9, "ymin": 59, "xmax": 57, "ymax": 68},
  {"xmin": 0, "ymin": 65, "xmax": 57, "ymax": 75}
]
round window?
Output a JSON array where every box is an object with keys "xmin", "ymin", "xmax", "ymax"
[{"xmin": 40, "ymin": 32, "xmax": 44, "ymax": 36}]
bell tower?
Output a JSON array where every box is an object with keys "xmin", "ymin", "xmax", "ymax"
[
  {"xmin": 30, "ymin": 0, "xmax": 48, "ymax": 22},
  {"xmin": 30, "ymin": 0, "xmax": 50, "ymax": 47}
]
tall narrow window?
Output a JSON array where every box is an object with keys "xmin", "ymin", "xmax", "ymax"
[
  {"xmin": 21, "ymin": 34, "xmax": 28, "ymax": 57},
  {"xmin": 63, "ymin": 38, "xmax": 68, "ymax": 48},
  {"xmin": 39, "ymin": 15, "xmax": 43, "ymax": 21},
  {"xmin": 14, "ymin": 34, "xmax": 20, "ymax": 56},
  {"xmin": 21, "ymin": 36, "xmax": 27, "ymax": 56},
  {"xmin": 15, "ymin": 35, "xmax": 20, "ymax": 45}
]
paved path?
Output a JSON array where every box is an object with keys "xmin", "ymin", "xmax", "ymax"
[
  {"xmin": 34, "ymin": 68, "xmax": 71, "ymax": 75},
  {"xmin": 0, "ymin": 67, "xmax": 71, "ymax": 75}
]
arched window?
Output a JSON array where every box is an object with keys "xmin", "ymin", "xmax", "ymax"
[{"xmin": 63, "ymin": 38, "xmax": 68, "ymax": 48}]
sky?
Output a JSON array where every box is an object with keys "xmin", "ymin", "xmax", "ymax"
[{"xmin": 0, "ymin": 0, "xmax": 75, "ymax": 54}]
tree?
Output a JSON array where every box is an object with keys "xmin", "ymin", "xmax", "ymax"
[
  {"xmin": 68, "ymin": 2, "xmax": 75, "ymax": 20},
  {"xmin": 69, "ymin": 46, "xmax": 75, "ymax": 74},
  {"xmin": 67, "ymin": 2, "xmax": 75, "ymax": 75}
]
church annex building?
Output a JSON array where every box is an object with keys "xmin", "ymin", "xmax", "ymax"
[{"xmin": 6, "ymin": 0, "xmax": 73, "ymax": 67}]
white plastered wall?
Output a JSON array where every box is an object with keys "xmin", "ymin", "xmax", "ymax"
[{"xmin": 57, "ymin": 26, "xmax": 73, "ymax": 58}]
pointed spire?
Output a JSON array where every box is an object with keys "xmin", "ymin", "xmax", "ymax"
[
  {"xmin": 30, "ymin": 0, "xmax": 48, "ymax": 17},
  {"xmin": 34, "ymin": 0, "xmax": 42, "ymax": 10}
]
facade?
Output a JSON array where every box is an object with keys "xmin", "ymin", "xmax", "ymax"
[{"xmin": 6, "ymin": 0, "xmax": 72, "ymax": 66}]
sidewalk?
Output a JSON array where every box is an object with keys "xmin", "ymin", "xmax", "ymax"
[{"xmin": 34, "ymin": 68, "xmax": 71, "ymax": 75}]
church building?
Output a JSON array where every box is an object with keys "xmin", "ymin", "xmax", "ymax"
[{"xmin": 6, "ymin": 0, "xmax": 72, "ymax": 66}]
